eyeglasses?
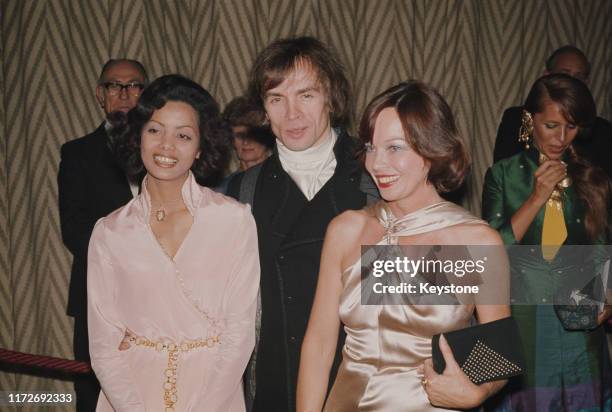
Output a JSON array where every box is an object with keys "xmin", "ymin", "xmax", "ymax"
[{"xmin": 102, "ymin": 82, "xmax": 145, "ymax": 96}]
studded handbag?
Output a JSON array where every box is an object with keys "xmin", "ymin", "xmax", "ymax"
[{"xmin": 431, "ymin": 317, "xmax": 525, "ymax": 385}]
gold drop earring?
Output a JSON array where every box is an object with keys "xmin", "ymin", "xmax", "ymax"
[{"xmin": 518, "ymin": 110, "xmax": 533, "ymax": 150}]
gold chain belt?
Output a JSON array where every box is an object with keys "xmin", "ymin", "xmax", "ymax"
[{"xmin": 127, "ymin": 333, "xmax": 221, "ymax": 411}]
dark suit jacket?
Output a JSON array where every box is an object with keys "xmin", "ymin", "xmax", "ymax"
[
  {"xmin": 227, "ymin": 131, "xmax": 372, "ymax": 412},
  {"xmin": 492, "ymin": 106, "xmax": 612, "ymax": 178},
  {"xmin": 58, "ymin": 124, "xmax": 134, "ymax": 319}
]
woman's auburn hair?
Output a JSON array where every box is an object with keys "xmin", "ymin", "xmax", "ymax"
[{"xmin": 358, "ymin": 80, "xmax": 469, "ymax": 194}]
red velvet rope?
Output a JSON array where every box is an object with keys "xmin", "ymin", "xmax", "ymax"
[{"xmin": 0, "ymin": 348, "xmax": 91, "ymax": 375}]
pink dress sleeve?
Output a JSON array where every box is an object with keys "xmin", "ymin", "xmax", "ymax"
[
  {"xmin": 202, "ymin": 206, "xmax": 260, "ymax": 410},
  {"xmin": 87, "ymin": 220, "xmax": 146, "ymax": 412}
]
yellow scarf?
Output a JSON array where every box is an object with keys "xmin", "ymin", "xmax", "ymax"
[{"xmin": 539, "ymin": 153, "xmax": 570, "ymax": 261}]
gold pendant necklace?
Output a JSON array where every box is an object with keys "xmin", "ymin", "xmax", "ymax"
[
  {"xmin": 146, "ymin": 180, "xmax": 184, "ymax": 222},
  {"xmin": 152, "ymin": 198, "xmax": 183, "ymax": 222}
]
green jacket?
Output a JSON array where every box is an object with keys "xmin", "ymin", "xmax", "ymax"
[
  {"xmin": 482, "ymin": 148, "xmax": 601, "ymax": 305},
  {"xmin": 482, "ymin": 151, "xmax": 610, "ymax": 393},
  {"xmin": 482, "ymin": 147, "xmax": 589, "ymax": 246}
]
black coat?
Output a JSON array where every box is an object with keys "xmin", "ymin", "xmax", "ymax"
[
  {"xmin": 58, "ymin": 124, "xmax": 133, "ymax": 321},
  {"xmin": 492, "ymin": 106, "xmax": 612, "ymax": 178},
  {"xmin": 227, "ymin": 132, "xmax": 372, "ymax": 412}
]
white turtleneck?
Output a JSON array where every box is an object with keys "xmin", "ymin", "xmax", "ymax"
[{"xmin": 277, "ymin": 129, "xmax": 338, "ymax": 201}]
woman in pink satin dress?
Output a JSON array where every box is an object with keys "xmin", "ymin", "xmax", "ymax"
[
  {"xmin": 297, "ymin": 82, "xmax": 510, "ymax": 411},
  {"xmin": 87, "ymin": 75, "xmax": 259, "ymax": 412}
]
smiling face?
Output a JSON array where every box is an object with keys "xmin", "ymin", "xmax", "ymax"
[
  {"xmin": 365, "ymin": 108, "xmax": 439, "ymax": 212},
  {"xmin": 263, "ymin": 62, "xmax": 331, "ymax": 151},
  {"xmin": 532, "ymin": 101, "xmax": 578, "ymax": 160},
  {"xmin": 140, "ymin": 101, "xmax": 201, "ymax": 184}
]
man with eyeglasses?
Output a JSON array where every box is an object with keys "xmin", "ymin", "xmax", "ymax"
[{"xmin": 58, "ymin": 59, "xmax": 147, "ymax": 412}]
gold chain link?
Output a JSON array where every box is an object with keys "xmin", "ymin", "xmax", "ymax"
[{"xmin": 129, "ymin": 334, "xmax": 221, "ymax": 411}]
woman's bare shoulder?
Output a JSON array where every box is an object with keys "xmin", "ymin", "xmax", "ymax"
[
  {"xmin": 327, "ymin": 209, "xmax": 373, "ymax": 241},
  {"xmin": 326, "ymin": 209, "xmax": 383, "ymax": 271},
  {"xmin": 445, "ymin": 223, "xmax": 503, "ymax": 246}
]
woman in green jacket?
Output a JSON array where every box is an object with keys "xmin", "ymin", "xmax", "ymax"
[{"xmin": 482, "ymin": 73, "xmax": 612, "ymax": 411}]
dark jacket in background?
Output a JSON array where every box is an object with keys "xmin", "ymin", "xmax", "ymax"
[
  {"xmin": 227, "ymin": 131, "xmax": 373, "ymax": 412},
  {"xmin": 58, "ymin": 124, "xmax": 133, "ymax": 411},
  {"xmin": 492, "ymin": 106, "xmax": 612, "ymax": 179}
]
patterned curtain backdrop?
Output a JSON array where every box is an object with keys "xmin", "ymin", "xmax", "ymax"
[{"xmin": 1, "ymin": 0, "xmax": 610, "ymax": 410}]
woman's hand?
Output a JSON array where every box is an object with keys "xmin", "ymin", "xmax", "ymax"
[
  {"xmin": 510, "ymin": 160, "xmax": 567, "ymax": 241},
  {"xmin": 118, "ymin": 329, "xmax": 134, "ymax": 351},
  {"xmin": 597, "ymin": 305, "xmax": 612, "ymax": 326},
  {"xmin": 530, "ymin": 160, "xmax": 567, "ymax": 206},
  {"xmin": 419, "ymin": 334, "xmax": 487, "ymax": 409}
]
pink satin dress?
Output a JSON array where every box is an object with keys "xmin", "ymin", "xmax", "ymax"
[
  {"xmin": 324, "ymin": 202, "xmax": 486, "ymax": 411},
  {"xmin": 87, "ymin": 173, "xmax": 259, "ymax": 412}
]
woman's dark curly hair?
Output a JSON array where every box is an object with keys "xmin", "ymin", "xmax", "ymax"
[{"xmin": 111, "ymin": 74, "xmax": 230, "ymax": 181}]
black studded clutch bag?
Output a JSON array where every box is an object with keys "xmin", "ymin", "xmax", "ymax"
[{"xmin": 431, "ymin": 317, "xmax": 525, "ymax": 385}]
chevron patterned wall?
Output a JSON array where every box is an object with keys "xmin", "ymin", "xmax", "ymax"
[{"xmin": 1, "ymin": 1, "xmax": 611, "ymax": 410}]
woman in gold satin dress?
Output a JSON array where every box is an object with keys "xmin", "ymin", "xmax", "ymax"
[{"xmin": 297, "ymin": 81, "xmax": 510, "ymax": 411}]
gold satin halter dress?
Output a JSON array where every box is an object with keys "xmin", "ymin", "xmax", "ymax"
[{"xmin": 323, "ymin": 201, "xmax": 487, "ymax": 411}]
